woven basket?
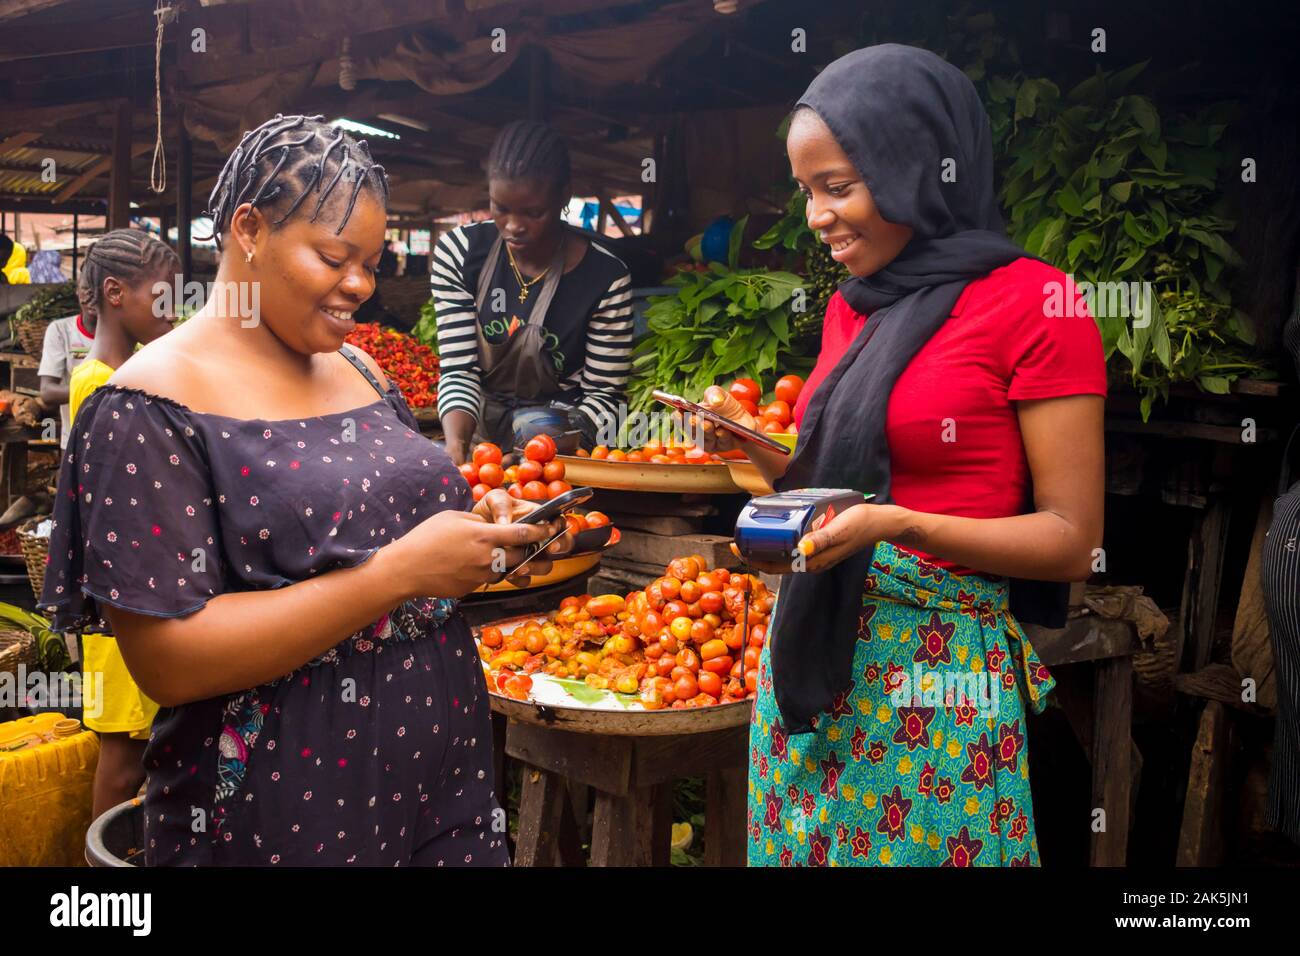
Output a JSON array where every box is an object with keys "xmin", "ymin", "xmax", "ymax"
[
  {"xmin": 17, "ymin": 517, "xmax": 50, "ymax": 602},
  {"xmin": 15, "ymin": 318, "xmax": 52, "ymax": 363},
  {"xmin": 0, "ymin": 627, "xmax": 36, "ymax": 676}
]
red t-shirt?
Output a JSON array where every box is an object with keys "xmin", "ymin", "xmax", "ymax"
[{"xmin": 792, "ymin": 257, "xmax": 1107, "ymax": 571}]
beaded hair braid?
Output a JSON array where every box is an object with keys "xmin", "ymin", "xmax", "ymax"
[
  {"xmin": 203, "ymin": 114, "xmax": 389, "ymax": 251},
  {"xmin": 76, "ymin": 228, "xmax": 179, "ymax": 318},
  {"xmin": 486, "ymin": 120, "xmax": 571, "ymax": 199}
]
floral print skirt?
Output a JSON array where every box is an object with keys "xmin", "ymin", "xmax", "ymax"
[{"xmin": 747, "ymin": 542, "xmax": 1054, "ymax": 867}]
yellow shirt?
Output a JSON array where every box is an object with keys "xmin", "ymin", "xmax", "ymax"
[{"xmin": 68, "ymin": 358, "xmax": 115, "ymax": 424}]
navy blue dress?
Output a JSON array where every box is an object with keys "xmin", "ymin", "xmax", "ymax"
[{"xmin": 41, "ymin": 351, "xmax": 508, "ymax": 866}]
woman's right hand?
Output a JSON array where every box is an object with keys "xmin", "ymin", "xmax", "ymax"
[
  {"xmin": 676, "ymin": 385, "xmax": 760, "ymax": 454},
  {"xmin": 382, "ymin": 494, "xmax": 565, "ymax": 599}
]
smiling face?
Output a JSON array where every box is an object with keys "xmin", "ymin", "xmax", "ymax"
[
  {"xmin": 232, "ymin": 192, "xmax": 386, "ymax": 354},
  {"xmin": 488, "ymin": 176, "xmax": 563, "ymax": 260},
  {"xmin": 786, "ymin": 108, "xmax": 914, "ymax": 278}
]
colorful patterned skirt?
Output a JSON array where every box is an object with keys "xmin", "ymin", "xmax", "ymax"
[{"xmin": 747, "ymin": 541, "xmax": 1055, "ymax": 867}]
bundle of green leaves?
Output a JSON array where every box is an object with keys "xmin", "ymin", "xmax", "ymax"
[
  {"xmin": 990, "ymin": 63, "xmax": 1268, "ymax": 418},
  {"xmin": 628, "ymin": 217, "xmax": 814, "ymax": 414}
]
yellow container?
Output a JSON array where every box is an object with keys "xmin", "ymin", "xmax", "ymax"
[{"xmin": 0, "ymin": 713, "xmax": 100, "ymax": 866}]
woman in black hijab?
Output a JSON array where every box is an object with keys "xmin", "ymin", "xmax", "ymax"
[{"xmin": 694, "ymin": 45, "xmax": 1106, "ymax": 865}]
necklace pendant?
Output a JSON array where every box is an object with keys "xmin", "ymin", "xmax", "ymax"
[{"xmin": 518, "ymin": 289, "xmax": 529, "ymax": 302}]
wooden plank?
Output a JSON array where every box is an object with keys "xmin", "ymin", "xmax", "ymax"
[
  {"xmin": 703, "ymin": 766, "xmax": 747, "ymax": 866},
  {"xmin": 1176, "ymin": 700, "xmax": 1230, "ymax": 866},
  {"xmin": 108, "ymin": 100, "xmax": 132, "ymax": 229},
  {"xmin": 54, "ymin": 142, "xmax": 150, "ymax": 203},
  {"xmin": 1089, "ymin": 656, "xmax": 1132, "ymax": 866},
  {"xmin": 589, "ymin": 489, "xmax": 718, "ymax": 517},
  {"xmin": 612, "ymin": 527, "xmax": 738, "ymax": 570},
  {"xmin": 1179, "ymin": 497, "xmax": 1232, "ymax": 674},
  {"xmin": 589, "ymin": 786, "xmax": 656, "ymax": 866},
  {"xmin": 0, "ymin": 132, "xmax": 41, "ymax": 154},
  {"xmin": 504, "ymin": 720, "xmax": 633, "ymax": 795},
  {"xmin": 513, "ymin": 766, "xmax": 568, "ymax": 867},
  {"xmin": 605, "ymin": 512, "xmax": 703, "ymax": 536},
  {"xmin": 1105, "ymin": 418, "xmax": 1279, "ymax": 445},
  {"xmin": 633, "ymin": 725, "xmax": 747, "ymax": 785},
  {"xmin": 1023, "ymin": 617, "xmax": 1141, "ymax": 667},
  {"xmin": 651, "ymin": 782, "xmax": 672, "ymax": 867}
]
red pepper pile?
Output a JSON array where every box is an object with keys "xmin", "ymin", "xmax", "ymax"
[{"xmin": 345, "ymin": 323, "xmax": 440, "ymax": 408}]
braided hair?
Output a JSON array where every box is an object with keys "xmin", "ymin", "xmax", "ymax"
[
  {"xmin": 486, "ymin": 120, "xmax": 570, "ymax": 200},
  {"xmin": 77, "ymin": 228, "xmax": 179, "ymax": 318},
  {"xmin": 203, "ymin": 114, "xmax": 389, "ymax": 251}
]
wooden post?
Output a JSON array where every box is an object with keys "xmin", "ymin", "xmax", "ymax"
[
  {"xmin": 71, "ymin": 213, "xmax": 78, "ymax": 281},
  {"xmin": 1089, "ymin": 656, "xmax": 1133, "ymax": 866},
  {"xmin": 108, "ymin": 100, "xmax": 132, "ymax": 230},
  {"xmin": 177, "ymin": 107, "xmax": 193, "ymax": 286}
]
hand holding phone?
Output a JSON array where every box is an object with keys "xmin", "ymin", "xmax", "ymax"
[
  {"xmin": 653, "ymin": 388, "xmax": 792, "ymax": 456},
  {"xmin": 504, "ymin": 486, "xmax": 593, "ymax": 576}
]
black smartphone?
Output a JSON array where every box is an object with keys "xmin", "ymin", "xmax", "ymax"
[
  {"xmin": 651, "ymin": 389, "xmax": 793, "ymax": 455},
  {"xmin": 504, "ymin": 486, "xmax": 594, "ymax": 576}
]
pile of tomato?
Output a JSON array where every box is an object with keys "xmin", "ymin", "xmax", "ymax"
[
  {"xmin": 458, "ymin": 437, "xmax": 571, "ymax": 502},
  {"xmin": 344, "ymin": 323, "xmax": 440, "ymax": 408},
  {"xmin": 577, "ymin": 439, "xmax": 732, "ymax": 465},
  {"xmin": 479, "ymin": 555, "xmax": 775, "ymax": 709},
  {"xmin": 725, "ymin": 374, "xmax": 805, "ymax": 436}
]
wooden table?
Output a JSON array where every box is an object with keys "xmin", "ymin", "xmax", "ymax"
[
  {"xmin": 492, "ymin": 695, "xmax": 750, "ymax": 867},
  {"xmin": 1026, "ymin": 615, "xmax": 1142, "ymax": 867}
]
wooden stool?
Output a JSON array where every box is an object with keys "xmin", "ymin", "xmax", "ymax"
[{"xmin": 492, "ymin": 697, "xmax": 751, "ymax": 867}]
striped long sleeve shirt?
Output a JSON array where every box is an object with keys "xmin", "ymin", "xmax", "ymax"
[{"xmin": 431, "ymin": 221, "xmax": 633, "ymax": 437}]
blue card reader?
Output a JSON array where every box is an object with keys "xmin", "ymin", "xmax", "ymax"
[{"xmin": 733, "ymin": 489, "xmax": 873, "ymax": 565}]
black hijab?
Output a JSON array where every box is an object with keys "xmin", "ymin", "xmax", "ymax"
[{"xmin": 770, "ymin": 44, "xmax": 1068, "ymax": 732}]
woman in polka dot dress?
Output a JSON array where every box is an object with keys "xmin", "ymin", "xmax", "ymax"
[{"xmin": 40, "ymin": 115, "xmax": 568, "ymax": 866}]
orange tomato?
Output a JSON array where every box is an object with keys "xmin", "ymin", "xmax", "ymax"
[
  {"xmin": 761, "ymin": 419, "xmax": 786, "ymax": 435},
  {"xmin": 739, "ymin": 398, "xmax": 759, "ymax": 416},
  {"xmin": 522, "ymin": 480, "xmax": 549, "ymax": 501},
  {"xmin": 669, "ymin": 616, "xmax": 693, "ymax": 643},
  {"xmin": 699, "ymin": 638, "xmax": 728, "ymax": 661},
  {"xmin": 697, "ymin": 671, "xmax": 722, "ymax": 698},
  {"xmin": 673, "ymin": 673, "xmax": 698, "ymax": 701},
  {"xmin": 744, "ymin": 645, "xmax": 762, "ymax": 670},
  {"xmin": 626, "ymin": 450, "xmax": 645, "ymax": 462},
  {"xmin": 506, "ymin": 483, "xmax": 524, "ymax": 499},
  {"xmin": 640, "ymin": 611, "xmax": 663, "ymax": 639},
  {"xmin": 479, "ymin": 626, "xmax": 503, "ymax": 648},
  {"xmin": 749, "ymin": 623, "xmax": 768, "ymax": 647},
  {"xmin": 659, "ymin": 576, "xmax": 682, "ymax": 600},
  {"xmin": 662, "ymin": 601, "xmax": 689, "ymax": 622},
  {"xmin": 701, "ymin": 655, "xmax": 732, "ymax": 675},
  {"xmin": 564, "ymin": 513, "xmax": 586, "ymax": 536},
  {"xmin": 683, "ymin": 448, "xmax": 711, "ymax": 464},
  {"xmin": 458, "ymin": 462, "xmax": 479, "ymax": 484},
  {"xmin": 585, "ymin": 594, "xmax": 627, "ymax": 617},
  {"xmin": 542, "ymin": 460, "xmax": 566, "ymax": 483},
  {"xmin": 699, "ymin": 590, "xmax": 724, "ymax": 614},
  {"xmin": 575, "ymin": 448, "xmax": 590, "ymax": 457},
  {"xmin": 745, "ymin": 669, "xmax": 758, "ymax": 693},
  {"xmin": 547, "ymin": 480, "xmax": 572, "ymax": 498},
  {"xmin": 679, "ymin": 580, "xmax": 702, "ymax": 604},
  {"xmin": 774, "ymin": 374, "xmax": 805, "ymax": 405},
  {"xmin": 591, "ymin": 445, "xmax": 610, "ymax": 460},
  {"xmin": 524, "ymin": 630, "xmax": 546, "ymax": 654},
  {"xmin": 642, "ymin": 440, "xmax": 664, "ymax": 457},
  {"xmin": 675, "ymin": 647, "xmax": 700, "ymax": 672},
  {"xmin": 584, "ymin": 511, "xmax": 611, "ymax": 528},
  {"xmin": 477, "ymin": 462, "xmax": 504, "ymax": 488},
  {"xmin": 607, "ymin": 449, "xmax": 627, "ymax": 461},
  {"xmin": 763, "ymin": 400, "xmax": 792, "ymax": 427},
  {"xmin": 472, "ymin": 483, "xmax": 490, "ymax": 502},
  {"xmin": 690, "ymin": 620, "xmax": 714, "ymax": 645},
  {"xmin": 650, "ymin": 454, "xmax": 673, "ymax": 464},
  {"xmin": 472, "ymin": 443, "xmax": 503, "ymax": 467},
  {"xmin": 503, "ymin": 465, "xmax": 519, "ymax": 484}
]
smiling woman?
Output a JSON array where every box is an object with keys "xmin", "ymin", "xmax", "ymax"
[{"xmin": 38, "ymin": 113, "xmax": 571, "ymax": 866}]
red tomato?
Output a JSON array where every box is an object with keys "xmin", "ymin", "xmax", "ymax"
[
  {"xmin": 591, "ymin": 446, "xmax": 610, "ymax": 460},
  {"xmin": 547, "ymin": 479, "xmax": 572, "ymax": 498},
  {"xmin": 564, "ymin": 513, "xmax": 586, "ymax": 536},
  {"xmin": 607, "ymin": 527, "xmax": 621, "ymax": 545},
  {"xmin": 673, "ymin": 673, "xmax": 698, "ymax": 701},
  {"xmin": 472, "ymin": 443, "xmax": 503, "ymax": 467},
  {"xmin": 679, "ymin": 580, "xmax": 702, "ymax": 604},
  {"xmin": 530, "ymin": 434, "xmax": 557, "ymax": 461},
  {"xmin": 761, "ymin": 419, "xmax": 786, "ymax": 435},
  {"xmin": 522, "ymin": 480, "xmax": 549, "ymax": 501},
  {"xmin": 471, "ymin": 483, "xmax": 491, "ymax": 502},
  {"xmin": 699, "ymin": 590, "xmax": 724, "ymax": 614},
  {"xmin": 739, "ymin": 398, "xmax": 759, "ymax": 416},
  {"xmin": 774, "ymin": 375, "xmax": 805, "ymax": 405},
  {"xmin": 626, "ymin": 451, "xmax": 645, "ymax": 462},
  {"xmin": 458, "ymin": 462, "xmax": 480, "ymax": 484},
  {"xmin": 542, "ymin": 460, "xmax": 566, "ymax": 483},
  {"xmin": 763, "ymin": 400, "xmax": 792, "ymax": 427},
  {"xmin": 683, "ymin": 448, "xmax": 711, "ymax": 464},
  {"xmin": 660, "ymin": 576, "xmax": 682, "ymax": 600},
  {"xmin": 477, "ymin": 463, "xmax": 504, "ymax": 488},
  {"xmin": 689, "ymin": 619, "xmax": 714, "ymax": 645},
  {"xmin": 697, "ymin": 671, "xmax": 722, "ymax": 698},
  {"xmin": 506, "ymin": 483, "xmax": 524, "ymax": 499},
  {"xmin": 749, "ymin": 623, "xmax": 768, "ymax": 647},
  {"xmin": 701, "ymin": 654, "xmax": 733, "ymax": 675},
  {"xmin": 516, "ymin": 460, "xmax": 544, "ymax": 483},
  {"xmin": 584, "ymin": 511, "xmax": 611, "ymax": 528},
  {"xmin": 728, "ymin": 378, "xmax": 761, "ymax": 405}
]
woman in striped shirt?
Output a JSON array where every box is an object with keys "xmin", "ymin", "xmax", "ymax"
[{"xmin": 431, "ymin": 121, "xmax": 633, "ymax": 464}]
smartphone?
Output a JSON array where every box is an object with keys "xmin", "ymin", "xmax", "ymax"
[
  {"xmin": 505, "ymin": 486, "xmax": 594, "ymax": 576},
  {"xmin": 652, "ymin": 390, "xmax": 792, "ymax": 455}
]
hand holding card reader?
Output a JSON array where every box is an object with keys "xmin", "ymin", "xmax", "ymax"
[{"xmin": 733, "ymin": 489, "xmax": 873, "ymax": 565}]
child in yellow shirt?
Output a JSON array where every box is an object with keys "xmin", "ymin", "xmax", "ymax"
[{"xmin": 69, "ymin": 229, "xmax": 178, "ymax": 819}]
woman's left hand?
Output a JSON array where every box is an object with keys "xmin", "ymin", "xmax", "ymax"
[
  {"xmin": 472, "ymin": 488, "xmax": 575, "ymax": 585},
  {"xmin": 731, "ymin": 503, "xmax": 905, "ymax": 575}
]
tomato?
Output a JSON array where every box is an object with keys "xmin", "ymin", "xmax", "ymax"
[
  {"xmin": 673, "ymin": 673, "xmax": 698, "ymax": 701},
  {"xmin": 559, "ymin": 596, "xmax": 583, "ymax": 610},
  {"xmin": 774, "ymin": 374, "xmax": 805, "ymax": 405},
  {"xmin": 697, "ymin": 671, "xmax": 722, "ymax": 698},
  {"xmin": 585, "ymin": 594, "xmax": 626, "ymax": 617},
  {"xmin": 584, "ymin": 511, "xmax": 611, "ymax": 529},
  {"xmin": 679, "ymin": 580, "xmax": 702, "ymax": 604},
  {"xmin": 749, "ymin": 623, "xmax": 768, "ymax": 647},
  {"xmin": 591, "ymin": 445, "xmax": 610, "ymax": 460},
  {"xmin": 640, "ymin": 611, "xmax": 663, "ymax": 638},
  {"xmin": 607, "ymin": 449, "xmax": 628, "ymax": 461},
  {"xmin": 516, "ymin": 460, "xmax": 543, "ymax": 484},
  {"xmin": 479, "ymin": 626, "xmax": 503, "ymax": 648},
  {"xmin": 458, "ymin": 462, "xmax": 480, "ymax": 484},
  {"xmin": 575, "ymin": 448, "xmax": 590, "ymax": 457},
  {"xmin": 696, "ymin": 571, "xmax": 719, "ymax": 591},
  {"xmin": 642, "ymin": 440, "xmax": 664, "ymax": 457},
  {"xmin": 564, "ymin": 514, "xmax": 585, "ymax": 536},
  {"xmin": 745, "ymin": 669, "xmax": 758, "ymax": 693},
  {"xmin": 721, "ymin": 625, "xmax": 744, "ymax": 651},
  {"xmin": 547, "ymin": 480, "xmax": 572, "ymax": 498},
  {"xmin": 699, "ymin": 638, "xmax": 728, "ymax": 661},
  {"xmin": 525, "ymin": 434, "xmax": 556, "ymax": 462},
  {"xmin": 744, "ymin": 645, "xmax": 762, "ymax": 670},
  {"xmin": 644, "ymin": 582, "xmax": 666, "ymax": 611},
  {"xmin": 761, "ymin": 418, "xmax": 786, "ymax": 435},
  {"xmin": 542, "ymin": 460, "xmax": 566, "ymax": 483},
  {"xmin": 503, "ymin": 465, "xmax": 519, "ymax": 485},
  {"xmin": 626, "ymin": 450, "xmax": 645, "ymax": 462},
  {"xmin": 608, "ymin": 527, "xmax": 621, "ymax": 545},
  {"xmin": 683, "ymin": 448, "xmax": 711, "ymax": 464},
  {"xmin": 658, "ymin": 632, "xmax": 679, "ymax": 655},
  {"xmin": 655, "ymin": 656, "xmax": 676, "ymax": 678},
  {"xmin": 690, "ymin": 619, "xmax": 714, "ymax": 645},
  {"xmin": 739, "ymin": 398, "xmax": 759, "ymax": 416},
  {"xmin": 472, "ymin": 443, "xmax": 503, "ymax": 467},
  {"xmin": 669, "ymin": 616, "xmax": 693, "ymax": 642},
  {"xmin": 662, "ymin": 601, "xmax": 689, "ymax": 622},
  {"xmin": 701, "ymin": 654, "xmax": 733, "ymax": 675},
  {"xmin": 506, "ymin": 483, "xmax": 524, "ymax": 499},
  {"xmin": 650, "ymin": 454, "xmax": 673, "ymax": 464},
  {"xmin": 477, "ymin": 462, "xmax": 504, "ymax": 489},
  {"xmin": 699, "ymin": 590, "xmax": 724, "ymax": 614},
  {"xmin": 659, "ymin": 576, "xmax": 682, "ymax": 600},
  {"xmin": 504, "ymin": 674, "xmax": 533, "ymax": 700},
  {"xmin": 471, "ymin": 483, "xmax": 491, "ymax": 502},
  {"xmin": 522, "ymin": 480, "xmax": 549, "ymax": 501},
  {"xmin": 675, "ymin": 647, "xmax": 700, "ymax": 672},
  {"xmin": 524, "ymin": 630, "xmax": 546, "ymax": 655},
  {"xmin": 728, "ymin": 378, "xmax": 761, "ymax": 405},
  {"xmin": 763, "ymin": 400, "xmax": 792, "ymax": 427}
]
